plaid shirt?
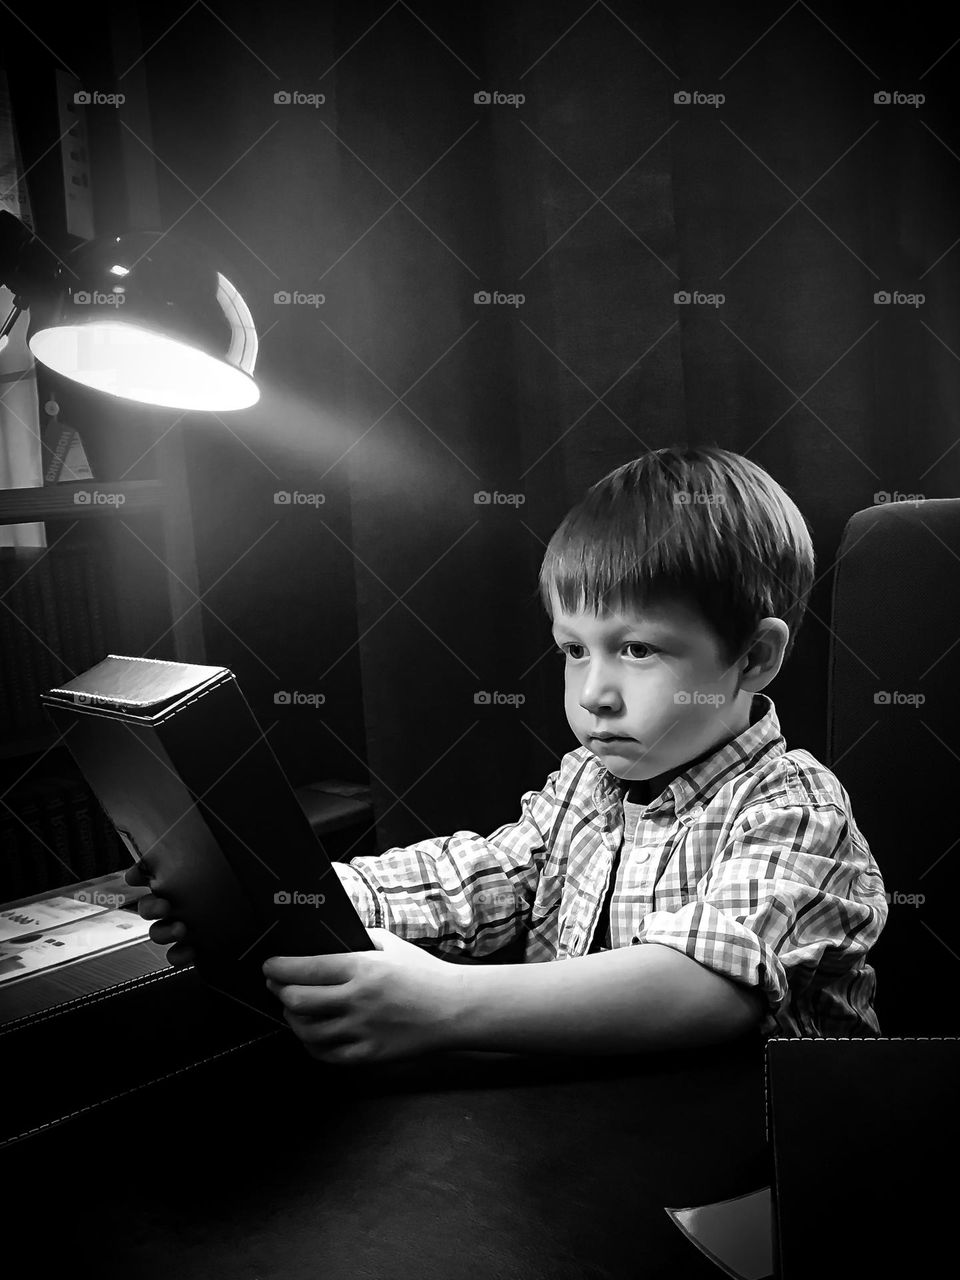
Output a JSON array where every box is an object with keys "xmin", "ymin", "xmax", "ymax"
[{"xmin": 334, "ymin": 693, "xmax": 888, "ymax": 1037}]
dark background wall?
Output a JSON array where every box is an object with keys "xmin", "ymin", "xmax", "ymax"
[{"xmin": 5, "ymin": 1, "xmax": 960, "ymax": 865}]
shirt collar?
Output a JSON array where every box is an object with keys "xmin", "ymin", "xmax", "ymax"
[{"xmin": 592, "ymin": 692, "xmax": 785, "ymax": 818}]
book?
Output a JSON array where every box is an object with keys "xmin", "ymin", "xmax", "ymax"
[
  {"xmin": 13, "ymin": 794, "xmax": 49, "ymax": 898},
  {"xmin": 0, "ymin": 804, "xmax": 24, "ymax": 902},
  {"xmin": 19, "ymin": 550, "xmax": 50, "ymax": 737},
  {"xmin": 49, "ymin": 547, "xmax": 87, "ymax": 682},
  {"xmin": 66, "ymin": 780, "xmax": 99, "ymax": 882},
  {"xmin": 42, "ymin": 654, "xmax": 374, "ymax": 1016},
  {"xmin": 36, "ymin": 777, "xmax": 81, "ymax": 887},
  {"xmin": 80, "ymin": 540, "xmax": 107, "ymax": 667},
  {"xmin": 41, "ymin": 421, "xmax": 93, "ymax": 484},
  {"xmin": 1, "ymin": 550, "xmax": 38, "ymax": 736},
  {"xmin": 91, "ymin": 792, "xmax": 125, "ymax": 876},
  {"xmin": 35, "ymin": 551, "xmax": 67, "ymax": 696}
]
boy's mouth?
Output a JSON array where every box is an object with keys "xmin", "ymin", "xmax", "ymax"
[{"xmin": 590, "ymin": 733, "xmax": 635, "ymax": 742}]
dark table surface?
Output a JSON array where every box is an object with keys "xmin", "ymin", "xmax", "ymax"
[{"xmin": 5, "ymin": 1026, "xmax": 772, "ymax": 1279}]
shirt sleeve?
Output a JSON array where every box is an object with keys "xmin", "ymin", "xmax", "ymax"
[
  {"xmin": 332, "ymin": 770, "xmax": 562, "ymax": 958},
  {"xmin": 630, "ymin": 800, "xmax": 889, "ymax": 1029}
]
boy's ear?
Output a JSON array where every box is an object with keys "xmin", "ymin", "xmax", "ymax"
[{"xmin": 736, "ymin": 617, "xmax": 790, "ymax": 690}]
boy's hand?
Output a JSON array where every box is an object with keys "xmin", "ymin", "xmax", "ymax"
[
  {"xmin": 123, "ymin": 861, "xmax": 196, "ymax": 968},
  {"xmin": 263, "ymin": 929, "xmax": 465, "ymax": 1065}
]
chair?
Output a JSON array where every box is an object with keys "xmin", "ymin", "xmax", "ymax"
[{"xmin": 826, "ymin": 496, "xmax": 960, "ymax": 1035}]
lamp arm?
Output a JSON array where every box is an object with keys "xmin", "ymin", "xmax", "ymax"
[{"xmin": 0, "ymin": 299, "xmax": 25, "ymax": 345}]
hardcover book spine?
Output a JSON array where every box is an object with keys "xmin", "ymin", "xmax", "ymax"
[
  {"xmin": 67, "ymin": 782, "xmax": 99, "ymax": 883},
  {"xmin": 3, "ymin": 554, "xmax": 36, "ymax": 738},
  {"xmin": 80, "ymin": 545, "xmax": 107, "ymax": 669},
  {"xmin": 0, "ymin": 803, "xmax": 23, "ymax": 901},
  {"xmin": 0, "ymin": 555, "xmax": 14, "ymax": 741},
  {"xmin": 50, "ymin": 551, "xmax": 81, "ymax": 687},
  {"xmin": 19, "ymin": 552, "xmax": 49, "ymax": 737},
  {"xmin": 41, "ymin": 785, "xmax": 78, "ymax": 887},
  {"xmin": 16, "ymin": 795, "xmax": 47, "ymax": 898},
  {"xmin": 93, "ymin": 796, "xmax": 125, "ymax": 877},
  {"xmin": 35, "ymin": 554, "xmax": 66, "ymax": 698}
]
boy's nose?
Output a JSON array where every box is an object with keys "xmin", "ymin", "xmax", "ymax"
[{"xmin": 578, "ymin": 669, "xmax": 623, "ymax": 714}]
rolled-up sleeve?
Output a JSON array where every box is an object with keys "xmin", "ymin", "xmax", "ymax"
[
  {"xmin": 333, "ymin": 771, "xmax": 561, "ymax": 958},
  {"xmin": 630, "ymin": 801, "xmax": 889, "ymax": 1027}
]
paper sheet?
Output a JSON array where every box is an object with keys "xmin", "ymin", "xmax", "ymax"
[
  {"xmin": 0, "ymin": 895, "xmax": 110, "ymax": 944},
  {"xmin": 0, "ymin": 909, "xmax": 152, "ymax": 984}
]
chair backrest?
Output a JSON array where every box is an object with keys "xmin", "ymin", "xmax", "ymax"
[
  {"xmin": 766, "ymin": 1035, "xmax": 960, "ymax": 1277},
  {"xmin": 827, "ymin": 497, "xmax": 960, "ymax": 1034}
]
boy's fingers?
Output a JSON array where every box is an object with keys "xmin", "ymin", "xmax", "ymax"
[
  {"xmin": 166, "ymin": 941, "xmax": 196, "ymax": 968},
  {"xmin": 124, "ymin": 861, "xmax": 150, "ymax": 887},
  {"xmin": 145, "ymin": 922, "xmax": 196, "ymax": 967},
  {"xmin": 148, "ymin": 919, "xmax": 185, "ymax": 946},
  {"xmin": 137, "ymin": 894, "xmax": 172, "ymax": 920}
]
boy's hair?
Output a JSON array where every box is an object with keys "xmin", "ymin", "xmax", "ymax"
[{"xmin": 538, "ymin": 445, "xmax": 815, "ymax": 668}]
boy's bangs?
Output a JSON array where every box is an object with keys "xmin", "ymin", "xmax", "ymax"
[{"xmin": 542, "ymin": 505, "xmax": 700, "ymax": 619}]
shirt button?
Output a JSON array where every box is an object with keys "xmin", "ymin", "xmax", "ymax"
[{"xmin": 634, "ymin": 848, "xmax": 650, "ymax": 863}]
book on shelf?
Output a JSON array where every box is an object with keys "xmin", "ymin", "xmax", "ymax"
[
  {"xmin": 30, "ymin": 775, "xmax": 81, "ymax": 888},
  {"xmin": 41, "ymin": 417, "xmax": 94, "ymax": 485},
  {"xmin": 79, "ymin": 537, "xmax": 110, "ymax": 669},
  {"xmin": 1, "ymin": 549, "xmax": 40, "ymax": 738},
  {"xmin": 0, "ymin": 773, "xmax": 127, "ymax": 905},
  {"xmin": 12, "ymin": 794, "xmax": 47, "ymax": 895},
  {"xmin": 0, "ymin": 543, "xmax": 112, "ymax": 742},
  {"xmin": 0, "ymin": 805, "xmax": 30, "ymax": 903},
  {"xmin": 51, "ymin": 545, "xmax": 100, "ymax": 684}
]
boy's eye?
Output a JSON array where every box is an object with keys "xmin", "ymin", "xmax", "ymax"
[
  {"xmin": 625, "ymin": 643, "xmax": 656, "ymax": 659},
  {"xmin": 553, "ymin": 643, "xmax": 656, "ymax": 660},
  {"xmin": 554, "ymin": 643, "xmax": 583, "ymax": 659}
]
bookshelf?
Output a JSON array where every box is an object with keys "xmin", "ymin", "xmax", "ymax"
[
  {"xmin": 0, "ymin": 479, "xmax": 163, "ymax": 523},
  {"xmin": 0, "ymin": 425, "xmax": 207, "ymax": 904}
]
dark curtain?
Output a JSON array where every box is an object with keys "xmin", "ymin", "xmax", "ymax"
[{"xmin": 327, "ymin": 0, "xmax": 960, "ymax": 849}]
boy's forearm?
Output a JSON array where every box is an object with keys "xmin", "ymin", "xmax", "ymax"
[{"xmin": 442, "ymin": 942, "xmax": 764, "ymax": 1055}]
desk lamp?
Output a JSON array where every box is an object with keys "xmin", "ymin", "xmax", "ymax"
[{"xmin": 0, "ymin": 209, "xmax": 259, "ymax": 411}]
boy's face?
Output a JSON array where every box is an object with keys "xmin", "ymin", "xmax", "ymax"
[{"xmin": 551, "ymin": 594, "xmax": 758, "ymax": 782}]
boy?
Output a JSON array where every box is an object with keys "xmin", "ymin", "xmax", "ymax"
[{"xmin": 129, "ymin": 446, "xmax": 888, "ymax": 1064}]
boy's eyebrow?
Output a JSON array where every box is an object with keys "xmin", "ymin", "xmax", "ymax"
[{"xmin": 551, "ymin": 620, "xmax": 676, "ymax": 639}]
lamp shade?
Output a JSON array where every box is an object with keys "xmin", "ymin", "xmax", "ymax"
[{"xmin": 25, "ymin": 229, "xmax": 259, "ymax": 411}]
